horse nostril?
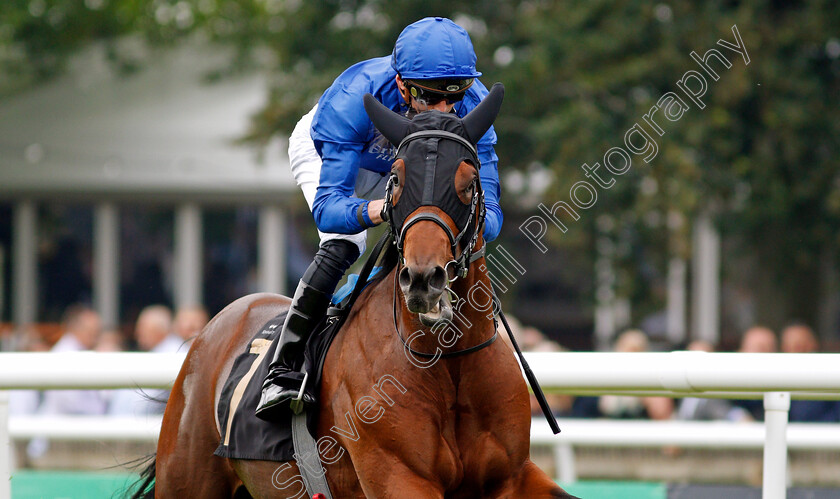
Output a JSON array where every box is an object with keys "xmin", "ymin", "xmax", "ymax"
[
  {"xmin": 399, "ymin": 267, "xmax": 412, "ymax": 289},
  {"xmin": 427, "ymin": 266, "xmax": 447, "ymax": 292}
]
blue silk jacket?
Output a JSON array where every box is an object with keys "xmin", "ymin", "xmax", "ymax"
[{"xmin": 309, "ymin": 56, "xmax": 502, "ymax": 241}]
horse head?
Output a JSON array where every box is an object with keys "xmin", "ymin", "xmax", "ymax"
[{"xmin": 364, "ymin": 84, "xmax": 504, "ymax": 327}]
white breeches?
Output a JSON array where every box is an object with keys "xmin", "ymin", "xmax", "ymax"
[{"xmin": 288, "ymin": 105, "xmax": 388, "ymax": 255}]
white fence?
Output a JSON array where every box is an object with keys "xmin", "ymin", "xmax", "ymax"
[
  {"xmin": 1, "ymin": 351, "xmax": 839, "ymax": 499},
  {"xmin": 531, "ymin": 418, "xmax": 840, "ymax": 484}
]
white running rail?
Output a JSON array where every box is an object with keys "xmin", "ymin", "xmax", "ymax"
[{"xmin": 1, "ymin": 351, "xmax": 839, "ymax": 499}]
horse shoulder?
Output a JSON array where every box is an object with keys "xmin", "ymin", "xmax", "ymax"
[{"xmin": 451, "ymin": 337, "xmax": 534, "ymax": 487}]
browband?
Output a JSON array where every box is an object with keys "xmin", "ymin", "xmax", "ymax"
[{"xmin": 396, "ymin": 130, "xmax": 478, "ymax": 161}]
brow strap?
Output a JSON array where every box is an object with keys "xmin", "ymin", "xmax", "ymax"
[{"xmin": 397, "ymin": 130, "xmax": 478, "ymax": 161}]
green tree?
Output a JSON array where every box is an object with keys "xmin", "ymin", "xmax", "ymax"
[{"xmin": 4, "ymin": 0, "xmax": 839, "ymax": 337}]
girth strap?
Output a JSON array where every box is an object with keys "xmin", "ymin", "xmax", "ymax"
[{"xmin": 291, "ymin": 411, "xmax": 334, "ymax": 498}]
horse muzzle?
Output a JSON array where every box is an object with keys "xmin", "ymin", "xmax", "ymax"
[{"xmin": 399, "ymin": 265, "xmax": 453, "ymax": 326}]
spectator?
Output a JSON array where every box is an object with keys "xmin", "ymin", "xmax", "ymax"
[
  {"xmin": 675, "ymin": 340, "xmax": 752, "ymax": 422},
  {"xmin": 134, "ymin": 305, "xmax": 182, "ymax": 353},
  {"xmin": 37, "ymin": 305, "xmax": 107, "ymax": 415},
  {"xmin": 781, "ymin": 322, "xmax": 818, "ymax": 353},
  {"xmin": 574, "ymin": 330, "xmax": 674, "ymax": 420},
  {"xmin": 732, "ymin": 325, "xmax": 778, "ymax": 421},
  {"xmin": 740, "ymin": 325, "xmax": 777, "ymax": 353},
  {"xmin": 528, "ymin": 340, "xmax": 574, "ymax": 417},
  {"xmin": 28, "ymin": 305, "xmax": 107, "ymax": 459},
  {"xmin": 95, "ymin": 328, "xmax": 127, "ymax": 414},
  {"xmin": 781, "ymin": 323, "xmax": 840, "ymax": 422},
  {"xmin": 173, "ymin": 304, "xmax": 209, "ymax": 348},
  {"xmin": 9, "ymin": 326, "xmax": 49, "ymax": 416},
  {"xmin": 497, "ymin": 314, "xmax": 545, "ymax": 352},
  {"xmin": 496, "ymin": 316, "xmax": 573, "ymax": 416},
  {"xmin": 95, "ymin": 328, "xmax": 126, "ymax": 352},
  {"xmin": 8, "ymin": 326, "xmax": 49, "ymax": 467},
  {"xmin": 108, "ymin": 305, "xmax": 181, "ymax": 416}
]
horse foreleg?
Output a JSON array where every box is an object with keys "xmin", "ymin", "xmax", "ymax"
[
  {"xmin": 508, "ymin": 460, "xmax": 579, "ymax": 499},
  {"xmin": 351, "ymin": 451, "xmax": 446, "ymax": 498}
]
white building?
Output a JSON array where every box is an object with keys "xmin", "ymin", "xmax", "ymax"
[{"xmin": 0, "ymin": 42, "xmax": 299, "ymax": 329}]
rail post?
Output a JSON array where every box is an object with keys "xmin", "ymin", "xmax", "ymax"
[
  {"xmin": 554, "ymin": 442, "xmax": 577, "ymax": 483},
  {"xmin": 763, "ymin": 391, "xmax": 790, "ymax": 499},
  {"xmin": 0, "ymin": 390, "xmax": 10, "ymax": 499}
]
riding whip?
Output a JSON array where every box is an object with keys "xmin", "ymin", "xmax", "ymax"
[{"xmin": 495, "ymin": 294, "xmax": 561, "ymax": 435}]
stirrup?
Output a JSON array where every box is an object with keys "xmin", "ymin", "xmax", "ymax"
[{"xmin": 289, "ymin": 372, "xmax": 309, "ymax": 415}]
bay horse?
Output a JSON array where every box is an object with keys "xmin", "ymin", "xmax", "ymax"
[{"xmin": 134, "ymin": 83, "xmax": 574, "ymax": 498}]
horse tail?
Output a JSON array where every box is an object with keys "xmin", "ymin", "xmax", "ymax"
[{"xmin": 123, "ymin": 453, "xmax": 156, "ymax": 498}]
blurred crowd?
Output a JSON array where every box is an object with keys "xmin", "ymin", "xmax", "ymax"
[
  {"xmin": 8, "ymin": 305, "xmax": 839, "ymax": 426},
  {"xmin": 8, "ymin": 303, "xmax": 208, "ymax": 424},
  {"xmin": 503, "ymin": 318, "xmax": 840, "ymax": 424}
]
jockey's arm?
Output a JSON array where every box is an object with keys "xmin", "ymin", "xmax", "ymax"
[
  {"xmin": 312, "ymin": 140, "xmax": 380, "ymax": 234},
  {"xmin": 367, "ymin": 199, "xmax": 386, "ymax": 225},
  {"xmin": 477, "ymin": 143, "xmax": 502, "ymax": 243},
  {"xmin": 311, "ymin": 129, "xmax": 502, "ymax": 240}
]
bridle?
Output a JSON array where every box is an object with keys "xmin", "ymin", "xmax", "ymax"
[
  {"xmin": 385, "ymin": 129, "xmax": 497, "ymax": 359},
  {"xmin": 384, "ymin": 129, "xmax": 486, "ymax": 279}
]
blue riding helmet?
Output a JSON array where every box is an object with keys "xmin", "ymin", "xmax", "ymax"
[{"xmin": 392, "ymin": 17, "xmax": 482, "ymax": 80}]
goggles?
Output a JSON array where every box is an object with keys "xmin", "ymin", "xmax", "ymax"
[{"xmin": 405, "ymin": 78, "xmax": 474, "ymax": 105}]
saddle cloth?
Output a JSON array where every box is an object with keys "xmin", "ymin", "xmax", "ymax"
[{"xmin": 214, "ymin": 272, "xmax": 380, "ymax": 461}]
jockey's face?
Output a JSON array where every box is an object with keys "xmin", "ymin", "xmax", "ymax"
[{"xmin": 396, "ymin": 75, "xmax": 456, "ymax": 114}]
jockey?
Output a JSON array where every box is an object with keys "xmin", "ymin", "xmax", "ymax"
[{"xmin": 256, "ymin": 17, "xmax": 503, "ymax": 419}]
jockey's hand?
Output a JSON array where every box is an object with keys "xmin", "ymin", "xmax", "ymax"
[{"xmin": 368, "ymin": 199, "xmax": 387, "ymax": 225}]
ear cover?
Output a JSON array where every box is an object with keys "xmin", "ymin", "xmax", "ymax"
[
  {"xmin": 363, "ymin": 93, "xmax": 412, "ymax": 146},
  {"xmin": 461, "ymin": 83, "xmax": 505, "ymax": 144}
]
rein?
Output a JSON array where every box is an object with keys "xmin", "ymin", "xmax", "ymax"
[
  {"xmin": 387, "ymin": 244, "xmax": 561, "ymax": 433},
  {"xmin": 391, "ymin": 250, "xmax": 498, "ymax": 360}
]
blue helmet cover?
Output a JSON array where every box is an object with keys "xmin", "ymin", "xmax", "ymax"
[{"xmin": 392, "ymin": 17, "xmax": 482, "ymax": 80}]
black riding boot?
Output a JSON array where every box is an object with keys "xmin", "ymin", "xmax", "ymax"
[{"xmin": 255, "ymin": 239, "xmax": 359, "ymax": 420}]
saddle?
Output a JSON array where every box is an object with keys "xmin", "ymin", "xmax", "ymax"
[{"xmin": 214, "ymin": 233, "xmax": 393, "ymax": 461}]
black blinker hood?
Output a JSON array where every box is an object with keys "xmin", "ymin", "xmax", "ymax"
[
  {"xmin": 391, "ymin": 112, "xmax": 478, "ymax": 240},
  {"xmin": 363, "ymin": 83, "xmax": 504, "ymax": 256}
]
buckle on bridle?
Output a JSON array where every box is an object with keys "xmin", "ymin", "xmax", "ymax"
[{"xmin": 457, "ymin": 262, "xmax": 469, "ymax": 279}]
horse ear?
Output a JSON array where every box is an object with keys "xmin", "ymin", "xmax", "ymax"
[
  {"xmin": 364, "ymin": 93, "xmax": 412, "ymax": 146},
  {"xmin": 461, "ymin": 83, "xmax": 504, "ymax": 144}
]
